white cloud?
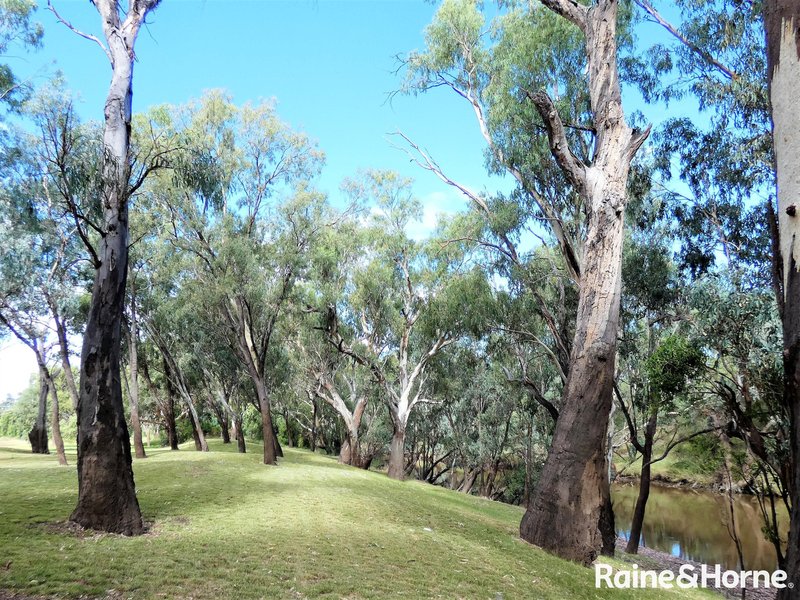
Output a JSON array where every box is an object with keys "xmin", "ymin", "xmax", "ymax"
[{"xmin": 406, "ymin": 189, "xmax": 469, "ymax": 241}]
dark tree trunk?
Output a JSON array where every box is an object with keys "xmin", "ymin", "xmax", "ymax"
[
  {"xmin": 764, "ymin": 3, "xmax": 800, "ymax": 596},
  {"xmin": 253, "ymin": 376, "xmax": 278, "ymax": 465},
  {"xmin": 161, "ymin": 358, "xmax": 180, "ymax": 450},
  {"xmin": 212, "ymin": 401, "xmax": 231, "ymax": 444},
  {"xmin": 273, "ymin": 427, "xmax": 283, "ymax": 458},
  {"xmin": 28, "ymin": 370, "xmax": 49, "ymax": 454},
  {"xmin": 625, "ymin": 412, "xmax": 658, "ymax": 554},
  {"xmin": 282, "ymin": 409, "xmax": 294, "ymax": 448},
  {"xmin": 310, "ymin": 396, "xmax": 318, "ymax": 452},
  {"xmin": 165, "ymin": 396, "xmax": 179, "ymax": 450},
  {"xmin": 599, "ymin": 492, "xmax": 616, "ymax": 558},
  {"xmin": 220, "ymin": 416, "xmax": 231, "ymax": 444},
  {"xmin": 236, "ymin": 416, "xmax": 246, "ymax": 453},
  {"xmin": 71, "ymin": 218, "xmax": 143, "ymax": 534}
]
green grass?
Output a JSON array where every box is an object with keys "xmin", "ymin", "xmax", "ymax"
[{"xmin": 0, "ymin": 437, "xmax": 716, "ymax": 599}]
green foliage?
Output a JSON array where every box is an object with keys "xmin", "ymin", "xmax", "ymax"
[
  {"xmin": 0, "ymin": 376, "xmax": 36, "ymax": 437},
  {"xmin": 0, "ymin": 0, "xmax": 42, "ymax": 112},
  {"xmin": 645, "ymin": 335, "xmax": 704, "ymax": 402}
]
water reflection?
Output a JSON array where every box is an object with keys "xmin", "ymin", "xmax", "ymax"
[{"xmin": 612, "ymin": 482, "xmax": 788, "ymax": 571}]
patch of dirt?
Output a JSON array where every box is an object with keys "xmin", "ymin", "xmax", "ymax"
[{"xmin": 34, "ymin": 520, "xmax": 157, "ymax": 539}]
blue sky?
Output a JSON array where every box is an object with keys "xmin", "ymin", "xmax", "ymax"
[
  {"xmin": 21, "ymin": 0, "xmax": 504, "ymax": 204},
  {"xmin": 0, "ymin": 0, "xmax": 690, "ymax": 400}
]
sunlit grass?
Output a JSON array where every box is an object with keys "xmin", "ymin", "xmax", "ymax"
[{"xmin": 0, "ymin": 437, "xmax": 715, "ymax": 599}]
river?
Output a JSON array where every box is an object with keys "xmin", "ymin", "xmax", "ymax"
[{"xmin": 612, "ymin": 481, "xmax": 788, "ymax": 571}]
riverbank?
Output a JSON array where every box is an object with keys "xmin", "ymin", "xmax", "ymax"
[{"xmin": 615, "ymin": 538, "xmax": 778, "ymax": 600}]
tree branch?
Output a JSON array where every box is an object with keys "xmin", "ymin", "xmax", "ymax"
[
  {"xmin": 632, "ymin": 0, "xmax": 738, "ymax": 80},
  {"xmin": 527, "ymin": 90, "xmax": 586, "ymax": 194},
  {"xmin": 540, "ymin": 0, "xmax": 588, "ymax": 31},
  {"xmin": 47, "ymin": 1, "xmax": 112, "ymax": 63}
]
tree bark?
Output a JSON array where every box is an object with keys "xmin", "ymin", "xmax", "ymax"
[
  {"xmin": 240, "ymin": 347, "xmax": 279, "ymax": 463},
  {"xmin": 763, "ymin": 2, "xmax": 800, "ymax": 596},
  {"xmin": 520, "ymin": 0, "xmax": 649, "ymax": 565},
  {"xmin": 625, "ymin": 412, "xmax": 658, "ymax": 554},
  {"xmin": 28, "ymin": 369, "xmax": 48, "ymax": 454},
  {"xmin": 70, "ymin": 0, "xmax": 160, "ymax": 536},
  {"xmin": 387, "ymin": 422, "xmax": 407, "ymax": 480}
]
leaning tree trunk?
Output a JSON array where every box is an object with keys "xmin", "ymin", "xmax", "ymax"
[
  {"xmin": 28, "ymin": 369, "xmax": 49, "ymax": 455},
  {"xmin": 520, "ymin": 0, "xmax": 649, "ymax": 565},
  {"xmin": 189, "ymin": 415, "xmax": 202, "ymax": 451},
  {"xmin": 70, "ymin": 0, "xmax": 159, "ymax": 536},
  {"xmin": 46, "ymin": 371, "xmax": 68, "ymax": 466},
  {"xmin": 764, "ymin": 3, "xmax": 800, "ymax": 596},
  {"xmin": 625, "ymin": 412, "xmax": 658, "ymax": 554}
]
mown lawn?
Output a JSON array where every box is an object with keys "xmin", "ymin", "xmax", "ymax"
[{"xmin": 0, "ymin": 437, "xmax": 716, "ymax": 599}]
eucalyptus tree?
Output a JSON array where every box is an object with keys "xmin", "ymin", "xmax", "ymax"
[
  {"xmin": 147, "ymin": 91, "xmax": 326, "ymax": 465},
  {"xmin": 763, "ymin": 1, "xmax": 800, "ymax": 593},
  {"xmin": 298, "ymin": 330, "xmax": 375, "ymax": 467},
  {"xmin": 45, "ymin": 0, "xmax": 163, "ymax": 535},
  {"xmin": 406, "ymin": 0, "xmax": 650, "ymax": 562},
  {"xmin": 317, "ymin": 169, "xmax": 492, "ymax": 479}
]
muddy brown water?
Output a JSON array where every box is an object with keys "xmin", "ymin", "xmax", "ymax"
[{"xmin": 612, "ymin": 481, "xmax": 789, "ymax": 571}]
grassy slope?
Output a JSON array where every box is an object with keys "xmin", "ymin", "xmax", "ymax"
[{"xmin": 0, "ymin": 438, "xmax": 715, "ymax": 600}]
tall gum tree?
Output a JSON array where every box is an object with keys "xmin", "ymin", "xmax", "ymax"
[
  {"xmin": 519, "ymin": 0, "xmax": 650, "ymax": 565},
  {"xmin": 764, "ymin": 1, "xmax": 800, "ymax": 595},
  {"xmin": 51, "ymin": 0, "xmax": 162, "ymax": 535},
  {"xmin": 406, "ymin": 0, "xmax": 648, "ymax": 563}
]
